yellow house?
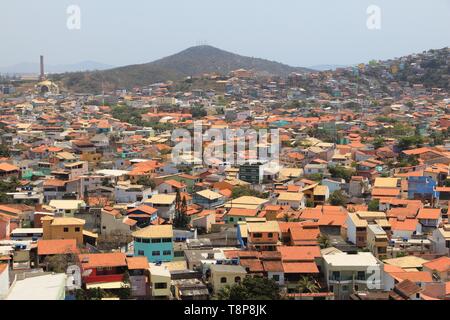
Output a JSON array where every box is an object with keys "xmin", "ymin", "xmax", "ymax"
[
  {"xmin": 148, "ymin": 264, "xmax": 172, "ymax": 299},
  {"xmin": 210, "ymin": 264, "xmax": 247, "ymax": 294},
  {"xmin": 41, "ymin": 216, "xmax": 85, "ymax": 244}
]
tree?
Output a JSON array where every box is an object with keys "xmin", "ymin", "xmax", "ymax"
[
  {"xmin": 317, "ymin": 234, "xmax": 331, "ymax": 249},
  {"xmin": 297, "ymin": 276, "xmax": 319, "ymax": 294},
  {"xmin": 368, "ymin": 199, "xmax": 380, "ymax": 211},
  {"xmin": 173, "ymin": 191, "xmax": 189, "ymax": 229},
  {"xmin": 75, "ymin": 287, "xmax": 106, "ymax": 300},
  {"xmin": 191, "ymin": 106, "xmax": 207, "ymax": 118},
  {"xmin": 231, "ymin": 186, "xmax": 266, "ymax": 199},
  {"xmin": 329, "ymin": 190, "xmax": 348, "ymax": 206},
  {"xmin": 329, "ymin": 166, "xmax": 355, "ymax": 183},
  {"xmin": 215, "ymin": 277, "xmax": 281, "ymax": 300},
  {"xmin": 372, "ymin": 137, "xmax": 385, "ymax": 149},
  {"xmin": 136, "ymin": 176, "xmax": 156, "ymax": 189},
  {"xmin": 44, "ymin": 252, "xmax": 77, "ymax": 273}
]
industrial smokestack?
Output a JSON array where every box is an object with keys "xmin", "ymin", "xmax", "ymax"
[{"xmin": 40, "ymin": 55, "xmax": 45, "ymax": 80}]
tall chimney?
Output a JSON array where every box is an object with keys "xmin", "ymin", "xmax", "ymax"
[{"xmin": 40, "ymin": 55, "xmax": 45, "ymax": 80}]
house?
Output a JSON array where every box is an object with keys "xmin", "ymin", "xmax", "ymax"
[
  {"xmin": 278, "ymin": 246, "xmax": 321, "ymax": 291},
  {"xmin": 224, "ymin": 208, "xmax": 259, "ymax": 224},
  {"xmin": 0, "ymin": 163, "xmax": 20, "ymax": 179},
  {"xmin": 172, "ymin": 278, "xmax": 210, "ymax": 300},
  {"xmin": 41, "ymin": 216, "xmax": 85, "ymax": 244},
  {"xmin": 114, "ymin": 182, "xmax": 153, "ymax": 204},
  {"xmin": 37, "ymin": 239, "xmax": 78, "ymax": 268},
  {"xmin": 209, "ymin": 264, "xmax": 247, "ymax": 294},
  {"xmin": 148, "ymin": 263, "xmax": 172, "ymax": 299},
  {"xmin": 416, "ymin": 208, "xmax": 441, "ymax": 230},
  {"xmin": 101, "ymin": 208, "xmax": 137, "ymax": 235},
  {"xmin": 193, "ymin": 189, "xmax": 225, "ymax": 209},
  {"xmin": 389, "ymin": 279, "xmax": 422, "ymax": 300},
  {"xmin": 313, "ymin": 185, "xmax": 330, "ymax": 206},
  {"xmin": 126, "ymin": 256, "xmax": 150, "ymax": 298},
  {"xmin": 132, "ymin": 225, "xmax": 174, "ymax": 263},
  {"xmin": 277, "ymin": 192, "xmax": 305, "ymax": 210},
  {"xmin": 157, "ymin": 179, "xmax": 187, "ymax": 194},
  {"xmin": 48, "ymin": 200, "xmax": 86, "ymax": 217},
  {"xmin": 127, "ymin": 205, "xmax": 158, "ymax": 228},
  {"xmin": 144, "ymin": 194, "xmax": 176, "ymax": 219},
  {"xmin": 224, "ymin": 196, "xmax": 269, "ymax": 210},
  {"xmin": 246, "ymin": 220, "xmax": 282, "ymax": 251},
  {"xmin": 431, "ymin": 224, "xmax": 450, "ymax": 255},
  {"xmin": 321, "ymin": 178, "xmax": 345, "ymax": 194},
  {"xmin": 422, "ymin": 257, "xmax": 450, "ymax": 281},
  {"xmin": 78, "ymin": 252, "xmax": 129, "ymax": 291},
  {"xmin": 366, "ymin": 224, "xmax": 389, "ymax": 260},
  {"xmin": 323, "ymin": 252, "xmax": 383, "ymax": 300}
]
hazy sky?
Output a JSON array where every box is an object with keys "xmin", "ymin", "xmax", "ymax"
[{"xmin": 1, "ymin": 0, "xmax": 449, "ymax": 68}]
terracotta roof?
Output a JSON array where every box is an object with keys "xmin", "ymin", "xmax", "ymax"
[
  {"xmin": 423, "ymin": 256, "xmax": 450, "ymax": 273},
  {"xmin": 79, "ymin": 252, "xmax": 127, "ymax": 269},
  {"xmin": 417, "ymin": 208, "xmax": 441, "ymax": 220},
  {"xmin": 126, "ymin": 256, "xmax": 149, "ymax": 270},
  {"xmin": 277, "ymin": 245, "xmax": 321, "ymax": 261},
  {"xmin": 282, "ymin": 262, "xmax": 319, "ymax": 274},
  {"xmin": 37, "ymin": 239, "xmax": 78, "ymax": 256}
]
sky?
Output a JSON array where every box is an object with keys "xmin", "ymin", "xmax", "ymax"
[{"xmin": 1, "ymin": 0, "xmax": 449, "ymax": 68}]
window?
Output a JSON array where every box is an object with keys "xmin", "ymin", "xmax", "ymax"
[
  {"xmin": 135, "ymin": 238, "xmax": 142, "ymax": 243},
  {"xmin": 272, "ymin": 275, "xmax": 280, "ymax": 281},
  {"xmin": 138, "ymin": 250, "xmax": 145, "ymax": 256},
  {"xmin": 220, "ymin": 277, "xmax": 227, "ymax": 284},
  {"xmin": 268, "ymin": 233, "xmax": 273, "ymax": 238},
  {"xmin": 151, "ymin": 238, "xmax": 162, "ymax": 244},
  {"xmin": 229, "ymin": 218, "xmax": 234, "ymax": 222},
  {"xmin": 162, "ymin": 238, "xmax": 172, "ymax": 243},
  {"xmin": 63, "ymin": 227, "xmax": 69, "ymax": 232},
  {"xmin": 234, "ymin": 276, "xmax": 241, "ymax": 283},
  {"xmin": 357, "ymin": 271, "xmax": 366, "ymax": 280},
  {"xmin": 163, "ymin": 250, "xmax": 171, "ymax": 256},
  {"xmin": 152, "ymin": 251, "xmax": 160, "ymax": 256},
  {"xmin": 342, "ymin": 285, "xmax": 348, "ymax": 292},
  {"xmin": 329, "ymin": 285, "xmax": 334, "ymax": 292},
  {"xmin": 253, "ymin": 233, "xmax": 262, "ymax": 238},
  {"xmin": 154, "ymin": 282, "xmax": 167, "ymax": 289},
  {"xmin": 332, "ymin": 271, "xmax": 340, "ymax": 280},
  {"xmin": 75, "ymin": 227, "xmax": 80, "ymax": 232},
  {"xmin": 354, "ymin": 285, "xmax": 359, "ymax": 291},
  {"xmin": 143, "ymin": 239, "xmax": 150, "ymax": 244}
]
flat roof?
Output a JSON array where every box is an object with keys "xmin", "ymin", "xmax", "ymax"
[
  {"xmin": 323, "ymin": 252, "xmax": 380, "ymax": 267},
  {"xmin": 6, "ymin": 273, "xmax": 66, "ymax": 300}
]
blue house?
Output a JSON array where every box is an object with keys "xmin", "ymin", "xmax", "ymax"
[
  {"xmin": 132, "ymin": 225, "xmax": 174, "ymax": 263},
  {"xmin": 407, "ymin": 176, "xmax": 437, "ymax": 201}
]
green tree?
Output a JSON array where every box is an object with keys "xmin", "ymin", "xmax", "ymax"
[
  {"xmin": 215, "ymin": 277, "xmax": 281, "ymax": 300},
  {"xmin": 368, "ymin": 199, "xmax": 380, "ymax": 212},
  {"xmin": 231, "ymin": 186, "xmax": 266, "ymax": 199},
  {"xmin": 329, "ymin": 190, "xmax": 348, "ymax": 206},
  {"xmin": 329, "ymin": 166, "xmax": 355, "ymax": 183},
  {"xmin": 297, "ymin": 276, "xmax": 319, "ymax": 294},
  {"xmin": 191, "ymin": 106, "xmax": 207, "ymax": 118},
  {"xmin": 173, "ymin": 191, "xmax": 189, "ymax": 229},
  {"xmin": 317, "ymin": 234, "xmax": 331, "ymax": 249},
  {"xmin": 136, "ymin": 176, "xmax": 156, "ymax": 189}
]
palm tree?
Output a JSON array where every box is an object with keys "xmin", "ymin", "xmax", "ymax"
[
  {"xmin": 297, "ymin": 276, "xmax": 319, "ymax": 294},
  {"xmin": 318, "ymin": 234, "xmax": 331, "ymax": 249}
]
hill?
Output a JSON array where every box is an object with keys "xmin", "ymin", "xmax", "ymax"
[{"xmin": 53, "ymin": 45, "xmax": 313, "ymax": 93}]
